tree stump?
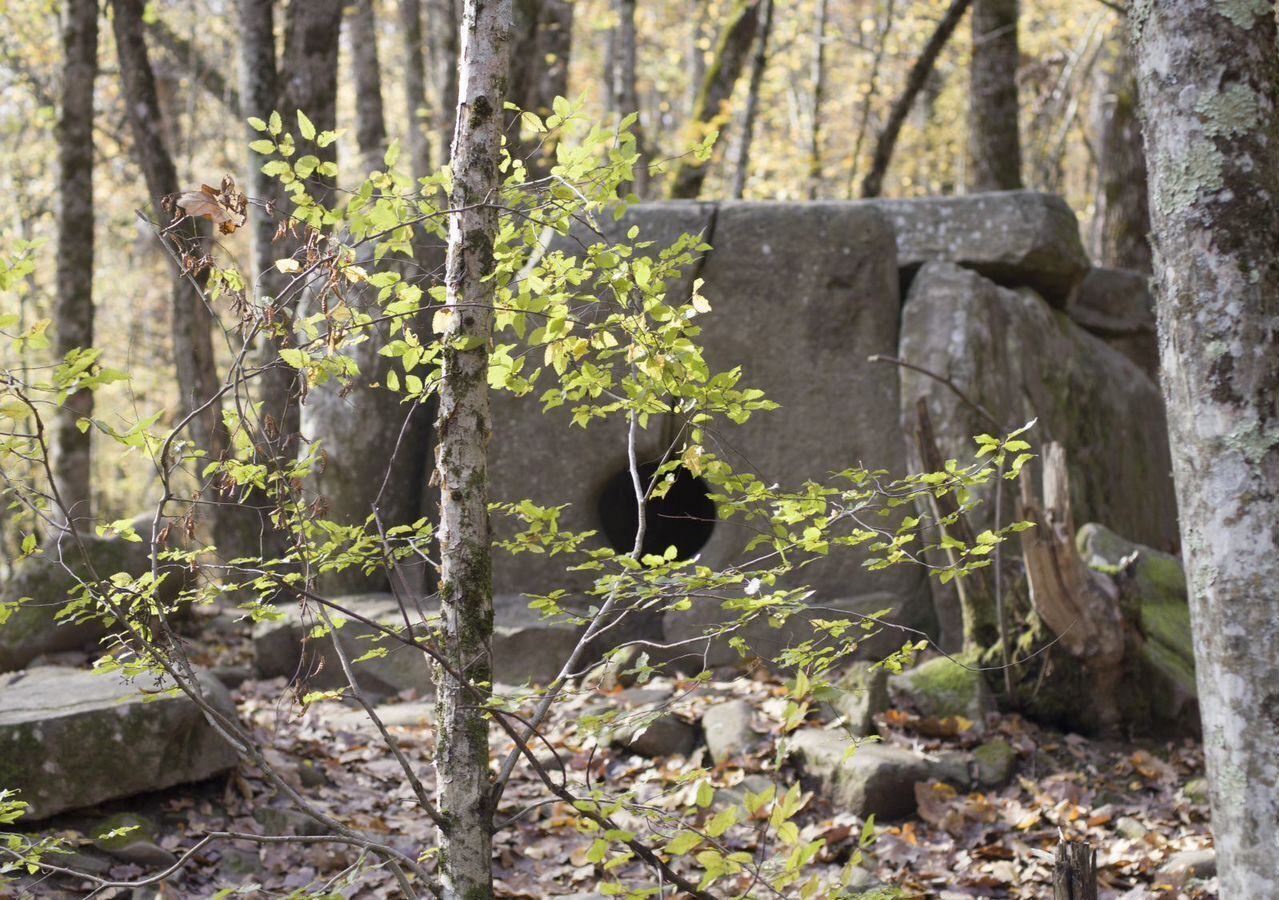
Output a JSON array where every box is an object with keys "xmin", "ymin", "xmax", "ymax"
[{"xmin": 1053, "ymin": 837, "xmax": 1098, "ymax": 900}]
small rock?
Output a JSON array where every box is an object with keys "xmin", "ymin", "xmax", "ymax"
[
  {"xmin": 1183, "ymin": 776, "xmax": 1209, "ymax": 805},
  {"xmin": 711, "ymin": 774, "xmax": 776, "ymax": 812},
  {"xmin": 825, "ymin": 662, "xmax": 889, "ymax": 737},
  {"xmin": 788, "ymin": 729, "xmax": 928, "ymax": 819},
  {"xmin": 211, "ymin": 665, "xmax": 254, "ymax": 689},
  {"xmin": 972, "ymin": 739, "xmax": 1017, "ymax": 788},
  {"xmin": 91, "ymin": 814, "xmax": 178, "ymax": 869},
  {"xmin": 701, "ymin": 699, "xmax": 760, "ymax": 764},
  {"xmin": 296, "ymin": 760, "xmax": 329, "ymax": 788},
  {"xmin": 219, "ymin": 846, "xmax": 261, "ymax": 878},
  {"xmin": 613, "ymin": 712, "xmax": 697, "ymax": 758},
  {"xmin": 253, "ymin": 805, "xmax": 330, "ymax": 837},
  {"xmin": 1159, "ymin": 848, "xmax": 1216, "ymax": 881},
  {"xmin": 1115, "ymin": 816, "xmax": 1148, "ymax": 841},
  {"xmin": 892, "ymin": 656, "xmax": 995, "ymax": 728}
]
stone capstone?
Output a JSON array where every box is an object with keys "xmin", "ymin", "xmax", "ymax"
[
  {"xmin": 864, "ymin": 191, "xmax": 1090, "ymax": 305},
  {"xmin": 0, "ymin": 667, "xmax": 239, "ymax": 819},
  {"xmin": 788, "ymin": 728, "xmax": 929, "ymax": 819}
]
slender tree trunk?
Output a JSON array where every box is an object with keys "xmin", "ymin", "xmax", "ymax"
[
  {"xmin": 144, "ymin": 15, "xmax": 241, "ymax": 116},
  {"xmin": 729, "ymin": 0, "xmax": 773, "ymax": 199},
  {"xmin": 400, "ymin": 0, "xmax": 434, "ymax": 177},
  {"xmin": 433, "ymin": 0, "xmax": 511, "ymax": 892},
  {"xmin": 1096, "ymin": 26, "xmax": 1151, "ymax": 272},
  {"xmin": 427, "ymin": 0, "xmax": 461, "ymax": 165},
  {"xmin": 806, "ymin": 0, "xmax": 829, "ymax": 199},
  {"xmin": 861, "ymin": 0, "xmax": 971, "ymax": 198},
  {"xmin": 111, "ymin": 0, "xmax": 225, "ymax": 466},
  {"xmin": 51, "ymin": 0, "xmax": 98, "ymax": 528},
  {"xmin": 612, "ymin": 0, "xmax": 648, "ymax": 196},
  {"xmin": 667, "ymin": 0, "xmax": 760, "ymax": 199},
  {"xmin": 239, "ymin": 0, "xmax": 277, "ymax": 295},
  {"xmin": 1131, "ymin": 0, "xmax": 1279, "ymax": 893},
  {"xmin": 348, "ymin": 0, "xmax": 389, "ymax": 172},
  {"xmin": 968, "ymin": 0, "xmax": 1022, "ymax": 190}
]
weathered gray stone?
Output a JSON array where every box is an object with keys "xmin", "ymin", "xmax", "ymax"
[
  {"xmin": 898, "ymin": 262, "xmax": 1177, "ymax": 646},
  {"xmin": 865, "ymin": 191, "xmax": 1090, "ymax": 305},
  {"xmin": 1116, "ymin": 816, "xmax": 1149, "ymax": 841},
  {"xmin": 892, "ymin": 656, "xmax": 995, "ymax": 726},
  {"xmin": 487, "ymin": 203, "xmax": 717, "ymax": 612},
  {"xmin": 825, "ymin": 661, "xmax": 890, "ymax": 738},
  {"xmin": 971, "ymin": 739, "xmax": 1017, "ymax": 788},
  {"xmin": 788, "ymin": 729, "xmax": 928, "ymax": 819},
  {"xmin": 1066, "ymin": 267, "xmax": 1158, "ymax": 376},
  {"xmin": 298, "ymin": 238, "xmax": 445, "ymax": 597},
  {"xmin": 91, "ymin": 813, "xmax": 178, "ymax": 869},
  {"xmin": 1184, "ymin": 776, "xmax": 1209, "ymax": 805},
  {"xmin": 252, "ymin": 592, "xmax": 585, "ymax": 695},
  {"xmin": 253, "ymin": 805, "xmax": 330, "ymax": 837},
  {"xmin": 1159, "ymin": 849, "xmax": 1216, "ymax": 881},
  {"xmin": 1078, "ymin": 523, "xmax": 1198, "ymax": 734},
  {"xmin": 0, "ymin": 519, "xmax": 186, "ymax": 672},
  {"xmin": 701, "ymin": 699, "xmax": 760, "ymax": 764},
  {"xmin": 0, "ymin": 667, "xmax": 239, "ymax": 819}
]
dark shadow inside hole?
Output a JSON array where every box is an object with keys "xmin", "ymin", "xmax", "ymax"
[{"xmin": 597, "ymin": 462, "xmax": 717, "ymax": 560}]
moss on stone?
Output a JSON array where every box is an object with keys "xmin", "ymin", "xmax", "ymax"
[
  {"xmin": 973, "ymin": 739, "xmax": 1017, "ymax": 786},
  {"xmin": 897, "ymin": 654, "xmax": 993, "ymax": 723}
]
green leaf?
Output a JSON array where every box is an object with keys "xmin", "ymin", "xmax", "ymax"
[
  {"xmin": 384, "ymin": 139, "xmax": 401, "ymax": 169},
  {"xmin": 297, "ymin": 110, "xmax": 316, "ymax": 141},
  {"xmin": 247, "ymin": 116, "xmax": 268, "ymax": 132},
  {"xmin": 665, "ymin": 831, "xmax": 702, "ymax": 856},
  {"xmin": 268, "ymin": 110, "xmax": 282, "ymax": 135}
]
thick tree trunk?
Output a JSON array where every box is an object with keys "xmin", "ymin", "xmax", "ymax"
[
  {"xmin": 400, "ymin": 0, "xmax": 434, "ymax": 177},
  {"xmin": 667, "ymin": 0, "xmax": 760, "ymax": 199},
  {"xmin": 1130, "ymin": 0, "xmax": 1279, "ymax": 892},
  {"xmin": 729, "ymin": 0, "xmax": 773, "ymax": 199},
  {"xmin": 861, "ymin": 0, "xmax": 971, "ymax": 198},
  {"xmin": 348, "ymin": 0, "xmax": 389, "ymax": 172},
  {"xmin": 968, "ymin": 0, "xmax": 1022, "ymax": 190},
  {"xmin": 51, "ymin": 0, "xmax": 98, "ymax": 528},
  {"xmin": 112, "ymin": 0, "xmax": 225, "ymax": 467},
  {"xmin": 1096, "ymin": 28, "xmax": 1151, "ymax": 272},
  {"xmin": 508, "ymin": 0, "xmax": 573, "ymax": 179},
  {"xmin": 612, "ymin": 0, "xmax": 648, "ymax": 196},
  {"xmin": 806, "ymin": 0, "xmax": 829, "ymax": 199},
  {"xmin": 433, "ymin": 0, "xmax": 511, "ymax": 893}
]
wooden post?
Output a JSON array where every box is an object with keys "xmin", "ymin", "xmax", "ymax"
[{"xmin": 1053, "ymin": 837, "xmax": 1098, "ymax": 900}]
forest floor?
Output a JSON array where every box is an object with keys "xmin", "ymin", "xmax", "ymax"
[{"xmin": 10, "ymin": 612, "xmax": 1215, "ymax": 900}]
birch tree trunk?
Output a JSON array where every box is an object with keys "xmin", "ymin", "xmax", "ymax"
[
  {"xmin": 729, "ymin": 0, "xmax": 773, "ymax": 199},
  {"xmin": 400, "ymin": 0, "xmax": 434, "ymax": 177},
  {"xmin": 968, "ymin": 0, "xmax": 1022, "ymax": 190},
  {"xmin": 1130, "ymin": 0, "xmax": 1279, "ymax": 892},
  {"xmin": 51, "ymin": 0, "xmax": 98, "ymax": 528},
  {"xmin": 433, "ymin": 0, "xmax": 511, "ymax": 892}
]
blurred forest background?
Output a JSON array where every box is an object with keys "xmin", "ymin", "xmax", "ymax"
[{"xmin": 0, "ymin": 0, "xmax": 1143, "ymax": 549}]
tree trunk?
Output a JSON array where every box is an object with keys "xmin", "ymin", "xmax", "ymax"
[
  {"xmin": 144, "ymin": 15, "xmax": 241, "ymax": 116},
  {"xmin": 433, "ymin": 0, "xmax": 511, "ymax": 892},
  {"xmin": 667, "ymin": 0, "xmax": 760, "ymax": 199},
  {"xmin": 806, "ymin": 0, "xmax": 829, "ymax": 199},
  {"xmin": 239, "ymin": 0, "xmax": 278, "ymax": 293},
  {"xmin": 508, "ymin": 0, "xmax": 573, "ymax": 179},
  {"xmin": 348, "ymin": 0, "xmax": 389, "ymax": 172},
  {"xmin": 427, "ymin": 0, "xmax": 460, "ymax": 165},
  {"xmin": 111, "ymin": 0, "xmax": 226, "ymax": 469},
  {"xmin": 51, "ymin": 0, "xmax": 98, "ymax": 528},
  {"xmin": 729, "ymin": 0, "xmax": 773, "ymax": 199},
  {"xmin": 612, "ymin": 0, "xmax": 648, "ymax": 196},
  {"xmin": 1130, "ymin": 0, "xmax": 1279, "ymax": 891},
  {"xmin": 967, "ymin": 0, "xmax": 1022, "ymax": 190},
  {"xmin": 861, "ymin": 0, "xmax": 971, "ymax": 198},
  {"xmin": 1096, "ymin": 27, "xmax": 1151, "ymax": 272},
  {"xmin": 400, "ymin": 0, "xmax": 434, "ymax": 177},
  {"xmin": 1053, "ymin": 838, "xmax": 1098, "ymax": 900}
]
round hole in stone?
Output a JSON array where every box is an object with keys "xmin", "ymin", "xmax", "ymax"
[{"xmin": 597, "ymin": 462, "xmax": 716, "ymax": 560}]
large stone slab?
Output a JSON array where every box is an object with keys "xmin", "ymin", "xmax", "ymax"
[
  {"xmin": 1, "ymin": 520, "xmax": 186, "ymax": 672},
  {"xmin": 898, "ymin": 262, "xmax": 1177, "ymax": 648},
  {"xmin": 663, "ymin": 202, "xmax": 931, "ymax": 663},
  {"xmin": 0, "ymin": 667, "xmax": 239, "ymax": 819},
  {"xmin": 252, "ymin": 592, "xmax": 586, "ymax": 694},
  {"xmin": 1065, "ymin": 267, "xmax": 1158, "ymax": 377},
  {"xmin": 487, "ymin": 202, "xmax": 718, "ymax": 616},
  {"xmin": 865, "ymin": 191, "xmax": 1090, "ymax": 305},
  {"xmin": 788, "ymin": 729, "xmax": 929, "ymax": 819}
]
